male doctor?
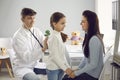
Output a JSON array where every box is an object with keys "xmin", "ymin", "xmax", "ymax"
[{"xmin": 13, "ymin": 8, "xmax": 45, "ymax": 80}]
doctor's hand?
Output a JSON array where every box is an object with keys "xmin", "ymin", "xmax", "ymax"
[
  {"xmin": 65, "ymin": 68, "xmax": 73, "ymax": 75},
  {"xmin": 69, "ymin": 72, "xmax": 76, "ymax": 78},
  {"xmin": 42, "ymin": 37, "xmax": 48, "ymax": 52}
]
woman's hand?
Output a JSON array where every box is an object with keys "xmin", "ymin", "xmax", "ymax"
[
  {"xmin": 65, "ymin": 68, "xmax": 73, "ymax": 75},
  {"xmin": 69, "ymin": 72, "xmax": 76, "ymax": 78}
]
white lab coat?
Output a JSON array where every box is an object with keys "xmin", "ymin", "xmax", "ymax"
[{"xmin": 12, "ymin": 26, "xmax": 45, "ymax": 78}]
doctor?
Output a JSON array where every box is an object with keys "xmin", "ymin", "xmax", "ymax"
[{"xmin": 12, "ymin": 8, "xmax": 45, "ymax": 80}]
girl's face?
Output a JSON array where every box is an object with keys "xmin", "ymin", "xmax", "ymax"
[
  {"xmin": 53, "ymin": 17, "xmax": 66, "ymax": 32},
  {"xmin": 80, "ymin": 16, "xmax": 89, "ymax": 32}
]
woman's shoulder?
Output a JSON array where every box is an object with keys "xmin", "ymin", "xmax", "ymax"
[
  {"xmin": 89, "ymin": 35, "xmax": 101, "ymax": 44},
  {"xmin": 91, "ymin": 35, "xmax": 99, "ymax": 40}
]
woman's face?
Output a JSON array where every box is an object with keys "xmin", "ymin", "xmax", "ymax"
[
  {"xmin": 53, "ymin": 17, "xmax": 66, "ymax": 32},
  {"xmin": 80, "ymin": 16, "xmax": 89, "ymax": 32}
]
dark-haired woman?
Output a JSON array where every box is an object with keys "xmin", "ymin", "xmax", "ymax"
[{"xmin": 62, "ymin": 10, "xmax": 104, "ymax": 80}]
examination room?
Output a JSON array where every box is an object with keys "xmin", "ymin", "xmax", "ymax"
[{"xmin": 0, "ymin": 0, "xmax": 120, "ymax": 80}]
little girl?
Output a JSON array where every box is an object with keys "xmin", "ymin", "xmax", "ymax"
[{"xmin": 46, "ymin": 12, "xmax": 72, "ymax": 80}]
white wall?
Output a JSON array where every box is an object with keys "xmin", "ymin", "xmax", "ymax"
[
  {"xmin": 0, "ymin": 0, "xmax": 95, "ymax": 37},
  {"xmin": 95, "ymin": 0, "xmax": 115, "ymax": 45}
]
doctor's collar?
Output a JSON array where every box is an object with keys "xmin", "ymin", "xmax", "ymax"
[{"xmin": 22, "ymin": 24, "xmax": 34, "ymax": 31}]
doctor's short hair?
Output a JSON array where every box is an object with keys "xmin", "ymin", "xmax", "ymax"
[{"xmin": 21, "ymin": 8, "xmax": 37, "ymax": 18}]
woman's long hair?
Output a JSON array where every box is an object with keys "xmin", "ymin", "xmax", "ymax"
[{"xmin": 82, "ymin": 10, "xmax": 101, "ymax": 58}]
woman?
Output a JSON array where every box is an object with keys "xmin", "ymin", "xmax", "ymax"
[{"xmin": 63, "ymin": 10, "xmax": 104, "ymax": 80}]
